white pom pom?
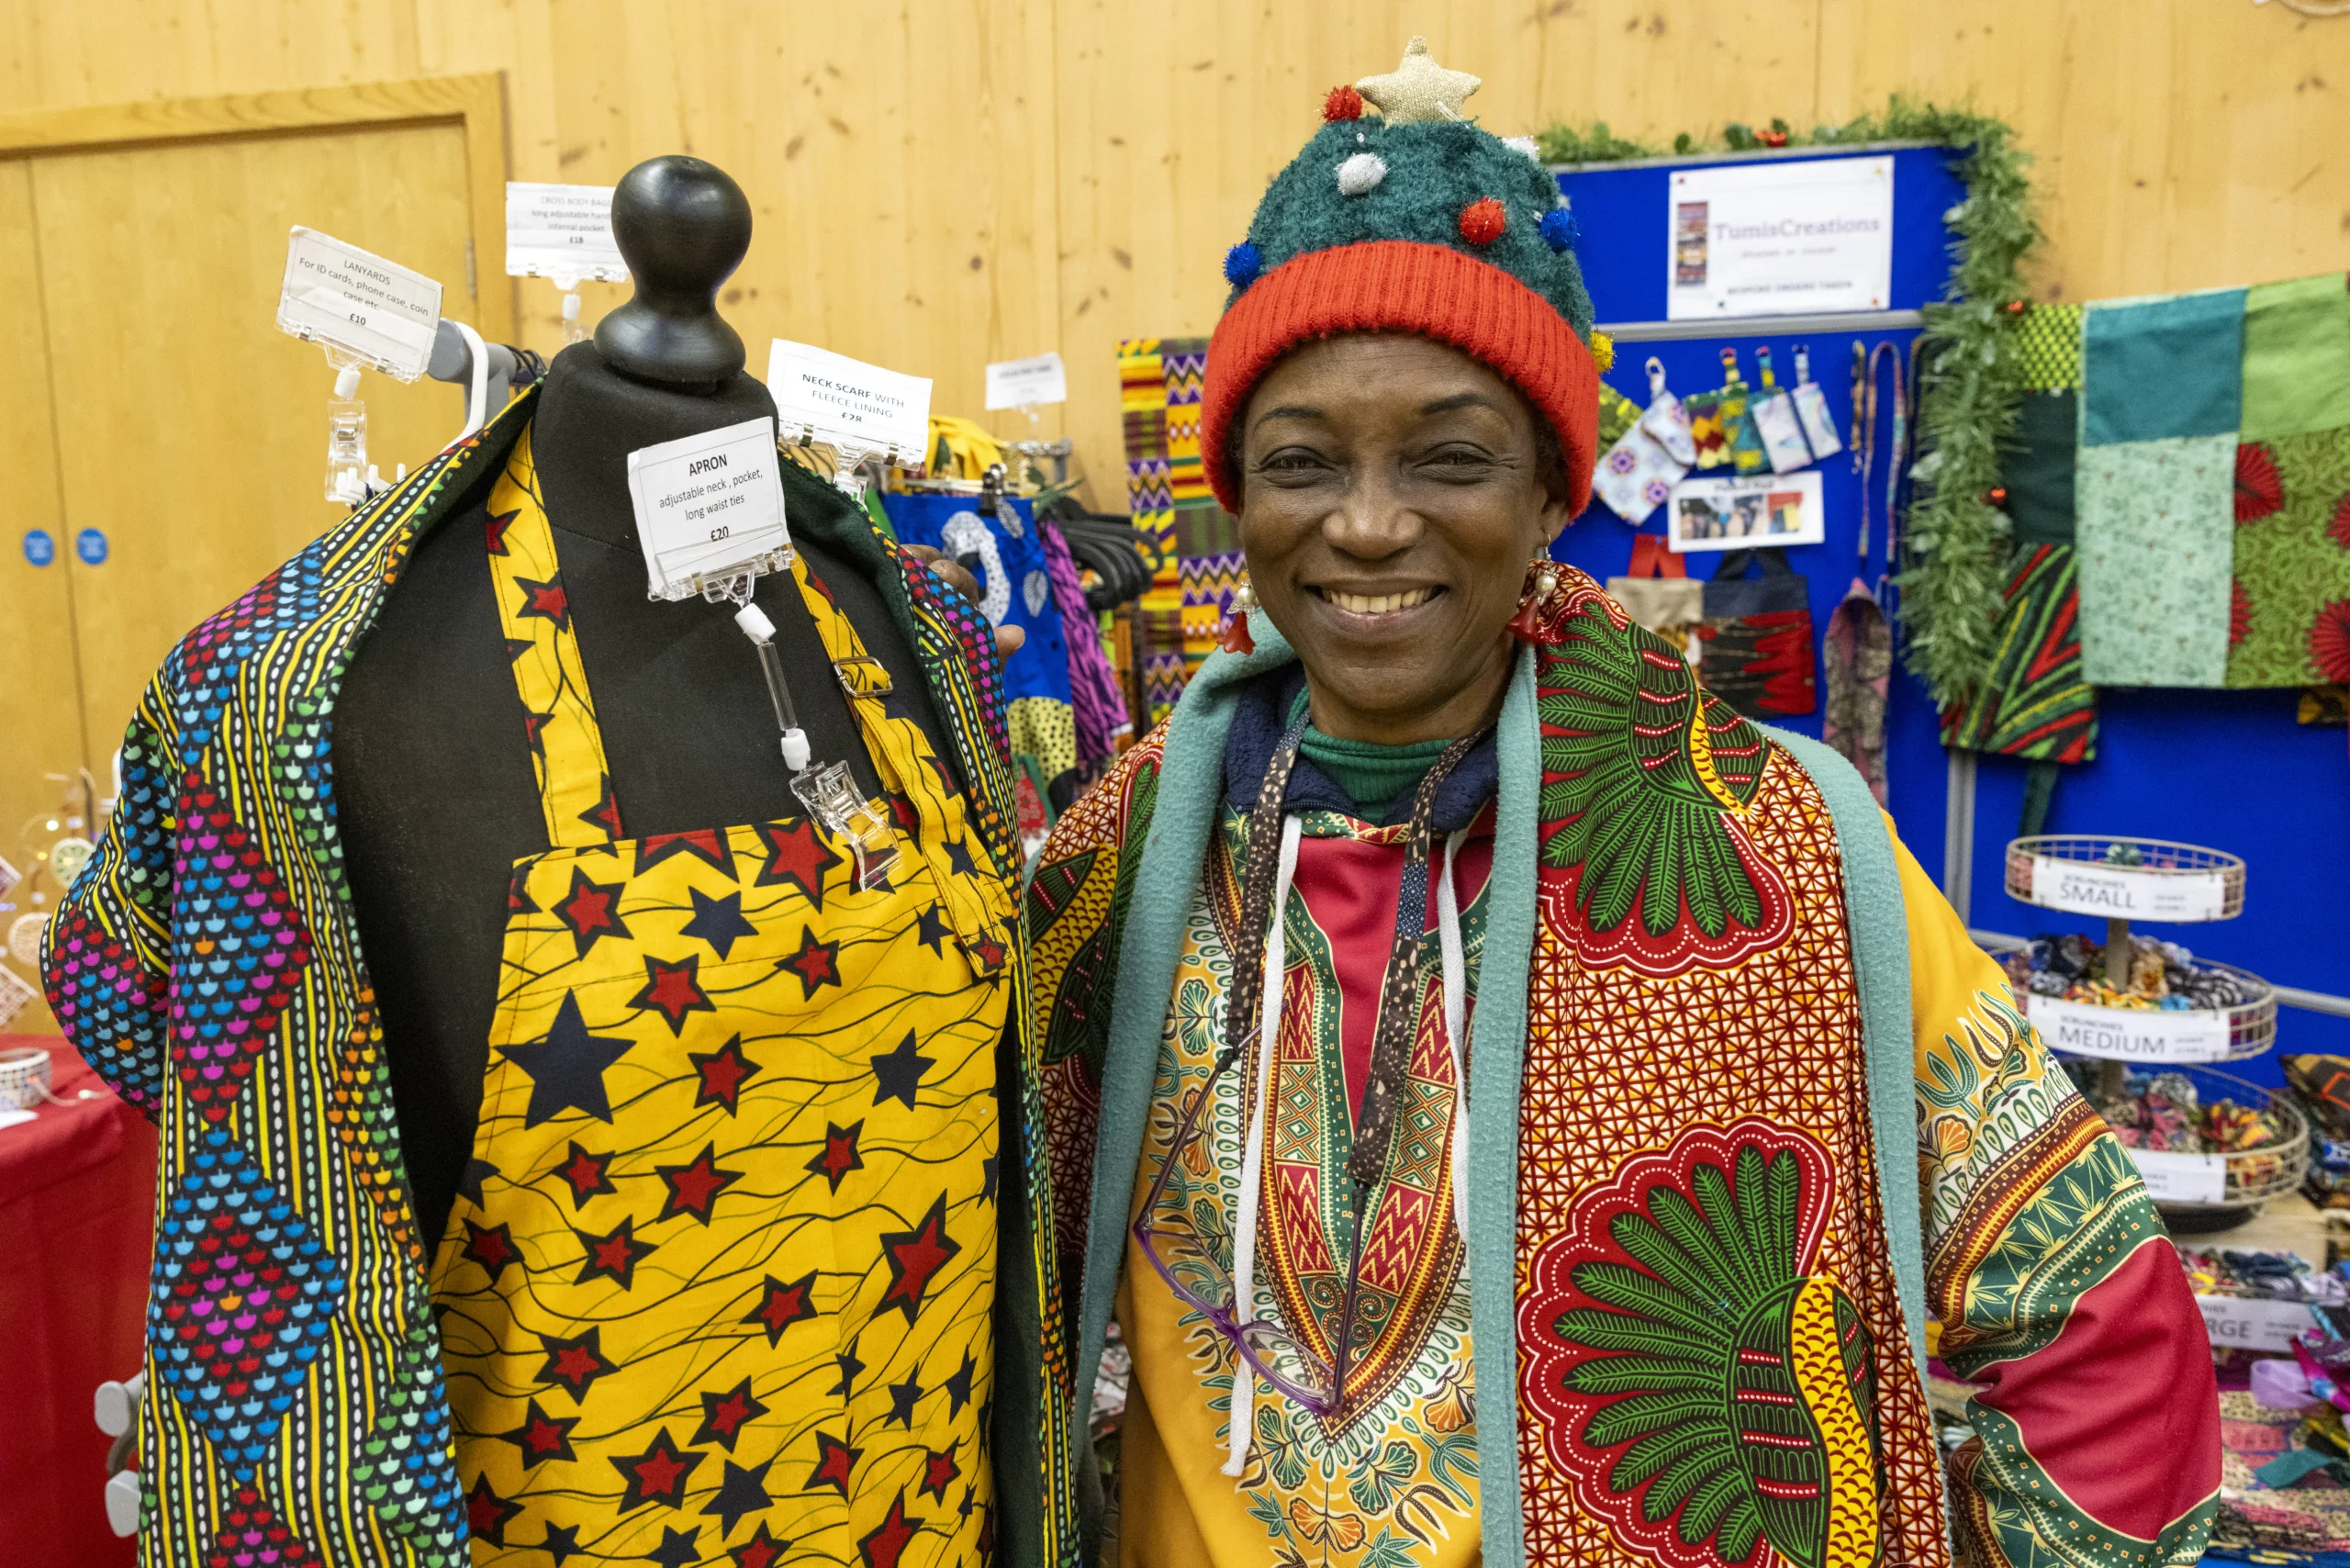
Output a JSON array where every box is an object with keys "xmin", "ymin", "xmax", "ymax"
[
  {"xmin": 1503, "ymin": 134, "xmax": 1544, "ymax": 163},
  {"xmin": 1335, "ymin": 151, "xmax": 1388, "ymax": 197}
]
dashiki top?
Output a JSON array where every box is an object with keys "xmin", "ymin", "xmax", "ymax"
[{"xmin": 1022, "ymin": 574, "xmax": 2221, "ymax": 1568}]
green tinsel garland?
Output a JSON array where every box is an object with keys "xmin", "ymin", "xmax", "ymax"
[{"xmin": 1537, "ymin": 100, "xmax": 2042, "ymax": 710}]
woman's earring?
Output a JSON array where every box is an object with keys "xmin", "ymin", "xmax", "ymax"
[
  {"xmin": 1506, "ymin": 553, "xmax": 1566, "ymax": 645},
  {"xmin": 1221, "ymin": 578, "xmax": 1259, "ymax": 655}
]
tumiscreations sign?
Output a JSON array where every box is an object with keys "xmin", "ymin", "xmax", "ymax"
[{"xmin": 1666, "ymin": 154, "xmax": 1894, "ymax": 321}]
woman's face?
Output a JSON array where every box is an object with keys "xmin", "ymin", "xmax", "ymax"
[{"xmin": 1237, "ymin": 334, "xmax": 1572, "ymax": 744}]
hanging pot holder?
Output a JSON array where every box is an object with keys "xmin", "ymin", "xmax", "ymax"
[
  {"xmin": 1638, "ymin": 356, "xmax": 1697, "ymax": 465},
  {"xmin": 1716, "ymin": 348, "xmax": 1771, "ymax": 476},
  {"xmin": 1697, "ymin": 546, "xmax": 1817, "ymax": 717},
  {"xmin": 1791, "ymin": 343, "xmax": 1842, "ymax": 462},
  {"xmin": 1749, "ymin": 346, "xmax": 1817, "ymax": 475},
  {"xmin": 1593, "ymin": 359, "xmax": 1693, "ymax": 525}
]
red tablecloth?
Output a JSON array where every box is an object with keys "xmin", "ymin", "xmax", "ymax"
[{"xmin": 0, "ymin": 1035, "xmax": 155, "ymax": 1568}]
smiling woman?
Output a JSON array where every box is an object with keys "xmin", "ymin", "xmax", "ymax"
[{"xmin": 1011, "ymin": 38, "xmax": 2219, "ymax": 1568}]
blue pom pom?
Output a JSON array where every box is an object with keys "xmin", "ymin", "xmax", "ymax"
[
  {"xmin": 1224, "ymin": 241, "xmax": 1262, "ymax": 287},
  {"xmin": 1539, "ymin": 207, "xmax": 1578, "ymax": 253}
]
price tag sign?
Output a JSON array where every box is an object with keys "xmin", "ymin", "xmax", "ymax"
[
  {"xmin": 2025, "ymin": 857, "xmax": 2228, "ymax": 922},
  {"xmin": 505, "ymin": 183, "xmax": 629, "ymax": 283},
  {"xmin": 2128, "ymin": 1148, "xmax": 2229, "ymax": 1204},
  {"xmin": 2025, "ymin": 994, "xmax": 2232, "ymax": 1062},
  {"xmin": 275, "ymin": 228, "xmax": 442, "ymax": 381},
  {"xmin": 623, "ymin": 417, "xmax": 792, "ymax": 600},
  {"xmin": 767, "ymin": 340, "xmax": 932, "ymax": 464},
  {"xmin": 985, "ymin": 351, "xmax": 1069, "ymax": 410},
  {"xmin": 2196, "ymin": 1294, "xmax": 2313, "ymax": 1353}
]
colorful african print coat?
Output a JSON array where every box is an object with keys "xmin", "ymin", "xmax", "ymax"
[
  {"xmin": 1023, "ymin": 572, "xmax": 2220, "ymax": 1568},
  {"xmin": 41, "ymin": 388, "xmax": 1079, "ymax": 1568}
]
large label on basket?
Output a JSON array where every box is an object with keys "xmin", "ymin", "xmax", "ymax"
[
  {"xmin": 2025, "ymin": 856, "xmax": 2228, "ymax": 922},
  {"xmin": 2127, "ymin": 1148, "xmax": 2229, "ymax": 1204},
  {"xmin": 2196, "ymin": 1294, "xmax": 2313, "ymax": 1353},
  {"xmin": 2025, "ymin": 994, "xmax": 2232, "ymax": 1062}
]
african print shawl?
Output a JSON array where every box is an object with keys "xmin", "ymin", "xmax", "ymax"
[{"xmin": 1021, "ymin": 569, "xmax": 2220, "ymax": 1568}]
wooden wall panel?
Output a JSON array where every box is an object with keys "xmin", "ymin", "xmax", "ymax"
[{"xmin": 1, "ymin": 0, "xmax": 2344, "ymax": 496}]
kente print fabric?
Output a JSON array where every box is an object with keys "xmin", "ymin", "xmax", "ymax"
[
  {"xmin": 1120, "ymin": 336, "xmax": 1244, "ymax": 719},
  {"xmin": 41, "ymin": 386, "xmax": 1064, "ymax": 1568},
  {"xmin": 438, "ymin": 430, "xmax": 1010, "ymax": 1565},
  {"xmin": 1023, "ymin": 566, "xmax": 2217, "ymax": 1568}
]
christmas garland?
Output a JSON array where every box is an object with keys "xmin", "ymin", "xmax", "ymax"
[{"xmin": 1537, "ymin": 99, "xmax": 2042, "ymax": 709}]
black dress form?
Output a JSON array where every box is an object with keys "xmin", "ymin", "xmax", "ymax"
[{"xmin": 337, "ymin": 158, "xmax": 953, "ymax": 1249}]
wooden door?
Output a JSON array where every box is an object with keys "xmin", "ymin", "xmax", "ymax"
[{"xmin": 28, "ymin": 118, "xmax": 487, "ymax": 760}]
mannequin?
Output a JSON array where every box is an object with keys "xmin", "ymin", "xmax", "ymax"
[{"xmin": 338, "ymin": 156, "xmax": 954, "ymax": 1246}]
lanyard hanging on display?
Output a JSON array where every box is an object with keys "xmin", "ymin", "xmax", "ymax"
[
  {"xmin": 767, "ymin": 338, "xmax": 934, "ymax": 499},
  {"xmin": 1852, "ymin": 340, "xmax": 1912, "ymax": 598},
  {"xmin": 275, "ymin": 228, "xmax": 442, "ymax": 505},
  {"xmin": 506, "ymin": 183, "xmax": 628, "ymax": 345}
]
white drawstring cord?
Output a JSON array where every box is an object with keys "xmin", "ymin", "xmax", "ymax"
[
  {"xmin": 1225, "ymin": 812, "xmax": 1301, "ymax": 1478},
  {"xmin": 1435, "ymin": 828, "xmax": 1470, "ymax": 1243}
]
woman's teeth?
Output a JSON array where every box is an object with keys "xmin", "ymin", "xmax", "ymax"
[{"xmin": 1325, "ymin": 587, "xmax": 1436, "ymax": 615}]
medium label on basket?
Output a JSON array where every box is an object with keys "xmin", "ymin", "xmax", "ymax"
[
  {"xmin": 2196, "ymin": 1294, "xmax": 2312, "ymax": 1352},
  {"xmin": 2024, "ymin": 994, "xmax": 2231, "ymax": 1062},
  {"xmin": 2129, "ymin": 1148, "xmax": 2228, "ymax": 1204},
  {"xmin": 2026, "ymin": 857, "xmax": 2227, "ymax": 922}
]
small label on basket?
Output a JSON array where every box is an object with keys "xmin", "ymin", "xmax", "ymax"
[
  {"xmin": 2196, "ymin": 1294, "xmax": 2312, "ymax": 1352},
  {"xmin": 2026, "ymin": 856, "xmax": 2228, "ymax": 922},
  {"xmin": 2025, "ymin": 994, "xmax": 2232, "ymax": 1062},
  {"xmin": 2130, "ymin": 1148, "xmax": 2229, "ymax": 1204}
]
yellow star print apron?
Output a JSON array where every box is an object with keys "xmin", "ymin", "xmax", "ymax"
[{"xmin": 428, "ymin": 428, "xmax": 1012, "ymax": 1568}]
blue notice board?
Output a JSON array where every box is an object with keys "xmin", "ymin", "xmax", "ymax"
[{"xmin": 1551, "ymin": 144, "xmax": 2348, "ymax": 1069}]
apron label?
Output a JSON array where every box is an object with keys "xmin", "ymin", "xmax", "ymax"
[{"xmin": 624, "ymin": 416, "xmax": 794, "ymax": 600}]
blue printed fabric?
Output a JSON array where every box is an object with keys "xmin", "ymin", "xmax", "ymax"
[{"xmin": 2081, "ymin": 288, "xmax": 2248, "ymax": 445}]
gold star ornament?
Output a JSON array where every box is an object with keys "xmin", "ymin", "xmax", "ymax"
[{"xmin": 1355, "ymin": 37, "xmax": 1481, "ymax": 126}]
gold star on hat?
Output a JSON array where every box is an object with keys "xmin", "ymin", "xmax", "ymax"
[{"xmin": 1355, "ymin": 37, "xmax": 1481, "ymax": 125}]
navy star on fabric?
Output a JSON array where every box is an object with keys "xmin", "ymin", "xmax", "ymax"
[
  {"xmin": 541, "ymin": 1523, "xmax": 581, "ymax": 1565},
  {"xmin": 645, "ymin": 1526, "xmax": 701, "ymax": 1568},
  {"xmin": 913, "ymin": 904, "xmax": 951, "ymax": 958},
  {"xmin": 577, "ymin": 775, "xmax": 625, "ymax": 841},
  {"xmin": 500, "ymin": 992, "xmax": 632, "ymax": 1126},
  {"xmin": 868, "ymin": 1030, "xmax": 934, "ymax": 1111},
  {"xmin": 885, "ymin": 1370, "xmax": 922, "ymax": 1428},
  {"xmin": 456, "ymin": 1155, "xmax": 498, "ymax": 1209},
  {"xmin": 832, "ymin": 1344, "xmax": 865, "ymax": 1399},
  {"xmin": 944, "ymin": 836, "xmax": 980, "ymax": 879},
  {"xmin": 943, "ymin": 1350, "xmax": 976, "ymax": 1417},
  {"xmin": 680, "ymin": 887, "xmax": 759, "ymax": 960},
  {"xmin": 699, "ymin": 1457, "xmax": 776, "ymax": 1536}
]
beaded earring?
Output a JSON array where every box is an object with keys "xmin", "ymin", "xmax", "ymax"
[
  {"xmin": 1505, "ymin": 552, "xmax": 1566, "ymax": 645},
  {"xmin": 1221, "ymin": 578, "xmax": 1259, "ymax": 655}
]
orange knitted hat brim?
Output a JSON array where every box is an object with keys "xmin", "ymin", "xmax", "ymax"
[{"xmin": 1202, "ymin": 240, "xmax": 1599, "ymax": 515}]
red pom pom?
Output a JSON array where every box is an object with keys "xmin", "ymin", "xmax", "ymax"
[
  {"xmin": 1459, "ymin": 197, "xmax": 1506, "ymax": 246},
  {"xmin": 1323, "ymin": 85, "xmax": 1364, "ymax": 121}
]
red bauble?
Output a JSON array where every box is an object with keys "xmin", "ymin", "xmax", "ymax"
[
  {"xmin": 1323, "ymin": 85, "xmax": 1364, "ymax": 121},
  {"xmin": 1458, "ymin": 197, "xmax": 1507, "ymax": 246}
]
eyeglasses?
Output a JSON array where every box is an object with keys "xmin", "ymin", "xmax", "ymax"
[{"xmin": 1130, "ymin": 1044, "xmax": 1365, "ymax": 1418}]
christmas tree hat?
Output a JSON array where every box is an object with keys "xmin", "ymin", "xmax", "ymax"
[{"xmin": 1201, "ymin": 39, "xmax": 1606, "ymax": 513}]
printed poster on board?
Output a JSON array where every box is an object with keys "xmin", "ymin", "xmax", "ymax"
[{"xmin": 1667, "ymin": 155, "xmax": 1895, "ymax": 320}]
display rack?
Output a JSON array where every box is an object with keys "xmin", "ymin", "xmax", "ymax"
[{"xmin": 2006, "ymin": 834, "xmax": 2298, "ymax": 1230}]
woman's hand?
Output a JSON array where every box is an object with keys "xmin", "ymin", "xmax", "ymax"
[{"xmin": 902, "ymin": 543, "xmax": 1026, "ymax": 662}]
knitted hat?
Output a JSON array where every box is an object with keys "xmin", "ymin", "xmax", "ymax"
[{"xmin": 1203, "ymin": 39, "xmax": 1605, "ymax": 515}]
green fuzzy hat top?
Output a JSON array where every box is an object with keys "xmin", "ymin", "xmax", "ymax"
[{"xmin": 1220, "ymin": 45, "xmax": 1595, "ymax": 342}]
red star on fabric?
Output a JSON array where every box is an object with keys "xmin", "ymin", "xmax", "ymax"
[
  {"xmin": 484, "ymin": 509, "xmax": 517, "ymax": 555},
  {"xmin": 555, "ymin": 1141, "xmax": 615, "ymax": 1208},
  {"xmin": 520, "ymin": 709, "xmax": 553, "ymax": 758},
  {"xmin": 692, "ymin": 1375, "xmax": 771, "ymax": 1452},
  {"xmin": 577, "ymin": 776, "xmax": 625, "ymax": 841},
  {"xmin": 514, "ymin": 576, "xmax": 571, "ymax": 629},
  {"xmin": 805, "ymin": 1120, "xmax": 865, "ymax": 1194},
  {"xmin": 806, "ymin": 1431, "xmax": 861, "ymax": 1497},
  {"xmin": 877, "ymin": 1194, "xmax": 962, "ymax": 1323},
  {"xmin": 629, "ymin": 953, "xmax": 715, "ymax": 1035},
  {"xmin": 755, "ymin": 818, "xmax": 838, "ymax": 908},
  {"xmin": 507, "ymin": 868, "xmax": 539, "ymax": 914},
  {"xmin": 572, "ymin": 1216, "xmax": 656, "ymax": 1290},
  {"xmin": 689, "ymin": 1035, "xmax": 759, "ymax": 1115},
  {"xmin": 887, "ymin": 793, "xmax": 919, "ymax": 835},
  {"xmin": 918, "ymin": 1444, "xmax": 958, "ymax": 1504},
  {"xmin": 465, "ymin": 1473, "xmax": 522, "ymax": 1546},
  {"xmin": 733, "ymin": 1522, "xmax": 788, "ymax": 1568},
  {"xmin": 970, "ymin": 932, "xmax": 1008, "ymax": 973},
  {"xmin": 857, "ymin": 1491, "xmax": 923, "ymax": 1568},
  {"xmin": 777, "ymin": 927, "xmax": 843, "ymax": 1000},
  {"xmin": 493, "ymin": 1398, "xmax": 580, "ymax": 1466},
  {"xmin": 655, "ymin": 1143, "xmax": 743, "ymax": 1225},
  {"xmin": 536, "ymin": 1327, "xmax": 619, "ymax": 1399},
  {"xmin": 635, "ymin": 828, "xmax": 733, "ymax": 879},
  {"xmin": 553, "ymin": 867, "xmax": 632, "ymax": 958},
  {"xmin": 744, "ymin": 1271, "xmax": 819, "ymax": 1347},
  {"xmin": 608, "ymin": 1426, "xmax": 703, "ymax": 1513},
  {"xmin": 463, "ymin": 1219, "xmax": 520, "ymax": 1282}
]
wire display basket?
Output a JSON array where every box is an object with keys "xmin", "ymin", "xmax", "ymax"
[
  {"xmin": 2072, "ymin": 1063, "xmax": 2310, "ymax": 1233},
  {"xmin": 2020, "ymin": 960, "xmax": 2277, "ymax": 1063},
  {"xmin": 2005, "ymin": 835, "xmax": 2246, "ymax": 922}
]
